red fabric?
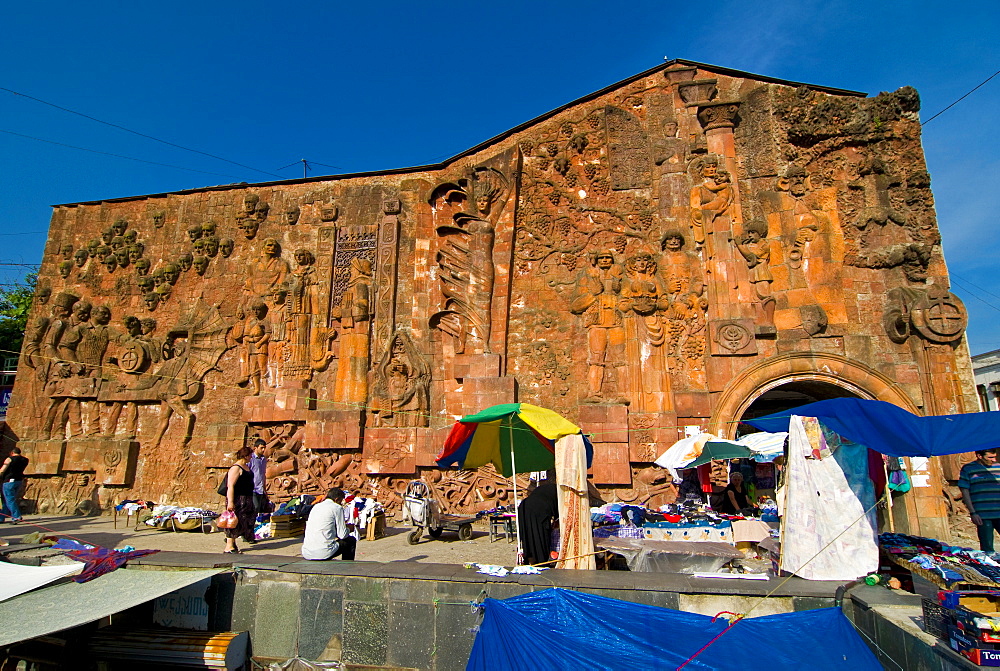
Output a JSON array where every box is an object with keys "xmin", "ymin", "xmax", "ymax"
[
  {"xmin": 869, "ymin": 449, "xmax": 887, "ymax": 500},
  {"xmin": 697, "ymin": 463, "xmax": 713, "ymax": 493},
  {"xmin": 437, "ymin": 421, "xmax": 477, "ymax": 461},
  {"xmin": 66, "ymin": 547, "xmax": 160, "ymax": 583}
]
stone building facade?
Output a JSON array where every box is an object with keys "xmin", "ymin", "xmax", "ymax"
[{"xmin": 6, "ymin": 60, "xmax": 975, "ymax": 538}]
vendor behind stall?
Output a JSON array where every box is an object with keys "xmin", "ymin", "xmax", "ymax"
[
  {"xmin": 717, "ymin": 471, "xmax": 755, "ymax": 515},
  {"xmin": 519, "ymin": 472, "xmax": 559, "ymax": 565}
]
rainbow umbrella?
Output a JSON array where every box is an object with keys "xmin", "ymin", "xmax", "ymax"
[
  {"xmin": 437, "ymin": 403, "xmax": 592, "ymax": 559},
  {"xmin": 437, "ymin": 403, "xmax": 592, "ymax": 477}
]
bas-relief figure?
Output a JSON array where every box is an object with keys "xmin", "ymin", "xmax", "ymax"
[
  {"xmin": 246, "ymin": 239, "xmax": 289, "ymax": 306},
  {"xmin": 431, "ymin": 167, "xmax": 510, "ymax": 354},
  {"xmin": 734, "ymin": 219, "xmax": 775, "ymax": 329},
  {"xmin": 618, "ymin": 245, "xmax": 671, "ymax": 413},
  {"xmin": 333, "ymin": 257, "xmax": 372, "ymax": 405},
  {"xmin": 231, "ymin": 300, "xmax": 271, "ymax": 396},
  {"xmin": 658, "ymin": 231, "xmax": 707, "ymax": 384},
  {"xmin": 689, "ymin": 158, "xmax": 733, "ymax": 249},
  {"xmin": 569, "ymin": 249, "xmax": 627, "ymax": 403},
  {"xmin": 369, "ymin": 330, "xmax": 429, "ymax": 428},
  {"xmin": 285, "ymin": 249, "xmax": 333, "ymax": 381}
]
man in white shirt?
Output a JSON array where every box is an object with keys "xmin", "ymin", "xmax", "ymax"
[{"xmin": 301, "ymin": 488, "xmax": 356, "ymax": 560}]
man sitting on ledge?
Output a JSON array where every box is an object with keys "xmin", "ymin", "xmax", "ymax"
[{"xmin": 301, "ymin": 488, "xmax": 357, "ymax": 561}]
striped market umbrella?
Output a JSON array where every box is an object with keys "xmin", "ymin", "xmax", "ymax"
[
  {"xmin": 437, "ymin": 403, "xmax": 592, "ymax": 560},
  {"xmin": 436, "ymin": 403, "xmax": 592, "ymax": 477}
]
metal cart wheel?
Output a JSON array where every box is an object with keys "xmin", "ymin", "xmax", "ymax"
[
  {"xmin": 428, "ymin": 527, "xmax": 443, "ymax": 538},
  {"xmin": 407, "ymin": 528, "xmax": 423, "ymax": 545},
  {"xmin": 458, "ymin": 524, "xmax": 473, "ymax": 541}
]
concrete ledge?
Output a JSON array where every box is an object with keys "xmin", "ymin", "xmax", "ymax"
[{"xmin": 845, "ymin": 588, "xmax": 982, "ymax": 671}]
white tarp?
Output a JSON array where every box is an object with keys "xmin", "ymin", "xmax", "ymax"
[
  {"xmin": 0, "ymin": 560, "xmax": 83, "ymax": 602},
  {"xmin": 780, "ymin": 415, "xmax": 878, "ymax": 581},
  {"xmin": 654, "ymin": 433, "xmax": 717, "ymax": 471}
]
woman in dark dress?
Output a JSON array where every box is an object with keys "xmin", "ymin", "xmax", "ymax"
[
  {"xmin": 518, "ymin": 478, "xmax": 559, "ymax": 565},
  {"xmin": 717, "ymin": 471, "xmax": 753, "ymax": 514},
  {"xmin": 224, "ymin": 445, "xmax": 257, "ymax": 553}
]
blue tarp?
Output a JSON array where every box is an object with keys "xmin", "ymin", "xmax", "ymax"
[
  {"xmin": 467, "ymin": 588, "xmax": 880, "ymax": 671},
  {"xmin": 744, "ymin": 398, "xmax": 1000, "ymax": 458}
]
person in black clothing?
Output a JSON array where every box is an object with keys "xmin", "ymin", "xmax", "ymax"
[
  {"xmin": 0, "ymin": 447, "xmax": 28, "ymax": 524},
  {"xmin": 717, "ymin": 471, "xmax": 754, "ymax": 514},
  {"xmin": 223, "ymin": 445, "xmax": 257, "ymax": 553},
  {"xmin": 518, "ymin": 478, "xmax": 559, "ymax": 565}
]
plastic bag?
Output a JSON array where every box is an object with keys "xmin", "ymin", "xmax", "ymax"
[{"xmin": 217, "ymin": 510, "xmax": 238, "ymax": 529}]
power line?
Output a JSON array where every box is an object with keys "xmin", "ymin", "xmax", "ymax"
[
  {"xmin": 0, "ymin": 231, "xmax": 47, "ymax": 236},
  {"xmin": 0, "ymin": 86, "xmax": 283, "ymax": 179},
  {"xmin": 922, "ymin": 68, "xmax": 1000, "ymax": 126},
  {"xmin": 277, "ymin": 158, "xmax": 343, "ymax": 179},
  {"xmin": 950, "ymin": 271, "xmax": 1000, "ymax": 305},
  {"xmin": 949, "ymin": 276, "xmax": 1000, "ymax": 315},
  {"xmin": 0, "ymin": 129, "xmax": 243, "ymax": 179}
]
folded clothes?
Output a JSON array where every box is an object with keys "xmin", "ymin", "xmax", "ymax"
[{"xmin": 474, "ymin": 564, "xmax": 510, "ymax": 577}]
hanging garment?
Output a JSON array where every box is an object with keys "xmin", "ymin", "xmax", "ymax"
[
  {"xmin": 555, "ymin": 433, "xmax": 596, "ymax": 570},
  {"xmin": 779, "ymin": 415, "xmax": 878, "ymax": 581}
]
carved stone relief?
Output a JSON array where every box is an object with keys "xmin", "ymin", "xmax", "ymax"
[
  {"xmin": 734, "ymin": 219, "xmax": 775, "ymax": 330},
  {"xmin": 369, "ymin": 330, "xmax": 429, "ymax": 428},
  {"xmin": 332, "ymin": 256, "xmax": 372, "ymax": 405},
  {"xmin": 569, "ymin": 249, "xmax": 627, "ymax": 403},
  {"xmin": 884, "ymin": 286, "xmax": 967, "ymax": 344},
  {"xmin": 604, "ymin": 105, "xmax": 651, "ymax": 190},
  {"xmin": 658, "ymin": 231, "xmax": 707, "ymax": 387},
  {"xmin": 709, "ymin": 318, "xmax": 756, "ymax": 356},
  {"xmin": 430, "ymin": 166, "xmax": 510, "ymax": 354},
  {"xmin": 843, "ymin": 157, "xmax": 934, "ymax": 282}
]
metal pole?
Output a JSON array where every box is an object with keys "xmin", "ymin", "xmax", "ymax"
[
  {"xmin": 883, "ymin": 459, "xmax": 895, "ymax": 532},
  {"xmin": 509, "ymin": 421, "xmax": 524, "ymax": 562}
]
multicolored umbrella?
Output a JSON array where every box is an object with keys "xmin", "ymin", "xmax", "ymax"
[
  {"xmin": 437, "ymin": 403, "xmax": 592, "ymax": 561},
  {"xmin": 437, "ymin": 403, "xmax": 592, "ymax": 477}
]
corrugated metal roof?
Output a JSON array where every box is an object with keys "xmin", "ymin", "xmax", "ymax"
[{"xmin": 0, "ymin": 566, "xmax": 224, "ymax": 647}]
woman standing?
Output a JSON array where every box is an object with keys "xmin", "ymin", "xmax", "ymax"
[{"xmin": 224, "ymin": 445, "xmax": 256, "ymax": 554}]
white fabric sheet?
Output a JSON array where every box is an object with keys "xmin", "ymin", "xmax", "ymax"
[
  {"xmin": 0, "ymin": 560, "xmax": 83, "ymax": 602},
  {"xmin": 779, "ymin": 415, "xmax": 878, "ymax": 581}
]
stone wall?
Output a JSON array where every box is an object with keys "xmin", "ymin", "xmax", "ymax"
[
  {"xmin": 212, "ymin": 563, "xmax": 839, "ymax": 669},
  {"xmin": 5, "ymin": 60, "xmax": 976, "ymax": 533}
]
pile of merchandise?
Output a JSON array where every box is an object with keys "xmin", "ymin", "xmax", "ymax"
[
  {"xmin": 879, "ymin": 533, "xmax": 1000, "ymax": 587},
  {"xmin": 344, "ymin": 494, "xmax": 385, "ymax": 538},
  {"xmin": 143, "ymin": 505, "xmax": 218, "ymax": 528},
  {"xmin": 114, "ymin": 500, "xmax": 156, "ymax": 515},
  {"xmin": 924, "ymin": 589, "xmax": 1000, "ymax": 666}
]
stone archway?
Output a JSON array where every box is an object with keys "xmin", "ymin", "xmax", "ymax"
[
  {"xmin": 707, "ymin": 352, "xmax": 920, "ymax": 438},
  {"xmin": 707, "ymin": 352, "xmax": 950, "ymax": 539}
]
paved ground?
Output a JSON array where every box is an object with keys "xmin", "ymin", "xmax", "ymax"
[{"xmin": 0, "ymin": 513, "xmax": 523, "ymax": 565}]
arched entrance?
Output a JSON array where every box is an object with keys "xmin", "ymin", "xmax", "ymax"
[
  {"xmin": 706, "ymin": 352, "xmax": 946, "ymax": 538},
  {"xmin": 708, "ymin": 352, "xmax": 920, "ymax": 438},
  {"xmin": 739, "ymin": 379, "xmax": 865, "ymax": 429}
]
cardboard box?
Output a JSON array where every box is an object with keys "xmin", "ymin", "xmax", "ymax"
[
  {"xmin": 950, "ymin": 625, "xmax": 1000, "ymax": 666},
  {"xmin": 951, "ymin": 592, "xmax": 1000, "ymax": 644}
]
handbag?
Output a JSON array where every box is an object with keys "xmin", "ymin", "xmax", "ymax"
[
  {"xmin": 217, "ymin": 510, "xmax": 238, "ymax": 529},
  {"xmin": 217, "ymin": 478, "xmax": 229, "ymax": 497}
]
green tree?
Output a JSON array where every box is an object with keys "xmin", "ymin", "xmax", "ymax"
[{"xmin": 0, "ymin": 272, "xmax": 38, "ymax": 359}]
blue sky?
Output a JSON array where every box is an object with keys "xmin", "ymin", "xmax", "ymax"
[{"xmin": 2, "ymin": 1, "xmax": 998, "ymax": 352}]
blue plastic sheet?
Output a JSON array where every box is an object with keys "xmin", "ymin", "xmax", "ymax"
[
  {"xmin": 745, "ymin": 398, "xmax": 1000, "ymax": 457},
  {"xmin": 467, "ymin": 588, "xmax": 880, "ymax": 671}
]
